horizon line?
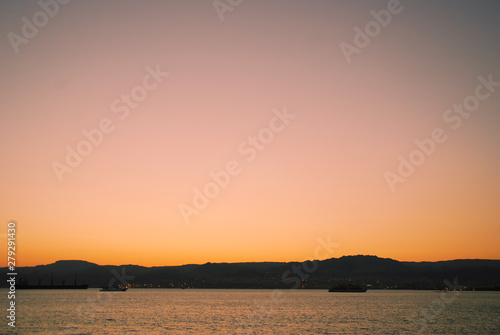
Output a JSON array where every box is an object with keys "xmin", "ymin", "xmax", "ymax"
[{"xmin": 5, "ymin": 254, "xmax": 500, "ymax": 269}]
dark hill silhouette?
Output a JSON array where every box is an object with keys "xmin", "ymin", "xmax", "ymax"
[
  {"xmin": 3, "ymin": 255, "xmax": 499, "ymax": 290},
  {"xmin": 33, "ymin": 260, "xmax": 97, "ymax": 273}
]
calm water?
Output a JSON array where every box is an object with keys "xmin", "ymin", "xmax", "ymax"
[{"xmin": 1, "ymin": 289, "xmax": 499, "ymax": 334}]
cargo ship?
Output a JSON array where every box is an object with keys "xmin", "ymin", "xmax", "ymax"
[
  {"xmin": 17, "ymin": 273, "xmax": 88, "ymax": 289},
  {"xmin": 100, "ymin": 287, "xmax": 128, "ymax": 292},
  {"xmin": 328, "ymin": 284, "xmax": 367, "ymax": 292}
]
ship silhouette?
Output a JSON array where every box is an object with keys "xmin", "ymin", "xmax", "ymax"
[
  {"xmin": 17, "ymin": 272, "xmax": 88, "ymax": 289},
  {"xmin": 328, "ymin": 283, "xmax": 367, "ymax": 292}
]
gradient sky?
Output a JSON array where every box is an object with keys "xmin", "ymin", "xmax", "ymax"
[{"xmin": 1, "ymin": 0, "xmax": 499, "ymax": 267}]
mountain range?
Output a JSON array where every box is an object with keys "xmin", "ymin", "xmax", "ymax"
[{"xmin": 3, "ymin": 255, "xmax": 500, "ymax": 290}]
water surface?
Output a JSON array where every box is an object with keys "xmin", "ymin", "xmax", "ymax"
[{"xmin": 2, "ymin": 289, "xmax": 499, "ymax": 334}]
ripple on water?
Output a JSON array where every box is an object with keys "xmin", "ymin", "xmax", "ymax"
[{"xmin": 2, "ymin": 289, "xmax": 499, "ymax": 334}]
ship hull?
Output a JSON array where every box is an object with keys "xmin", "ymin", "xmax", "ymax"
[
  {"xmin": 100, "ymin": 287, "xmax": 128, "ymax": 292},
  {"xmin": 17, "ymin": 285, "xmax": 88, "ymax": 290},
  {"xmin": 328, "ymin": 288, "xmax": 367, "ymax": 292}
]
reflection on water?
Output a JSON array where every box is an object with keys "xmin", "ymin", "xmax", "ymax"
[{"xmin": 2, "ymin": 289, "xmax": 499, "ymax": 334}]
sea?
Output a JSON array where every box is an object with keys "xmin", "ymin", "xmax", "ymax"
[{"xmin": 1, "ymin": 289, "xmax": 499, "ymax": 334}]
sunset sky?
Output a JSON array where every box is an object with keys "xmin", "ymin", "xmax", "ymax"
[{"xmin": 1, "ymin": 0, "xmax": 499, "ymax": 267}]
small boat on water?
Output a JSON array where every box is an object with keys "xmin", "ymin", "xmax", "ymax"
[
  {"xmin": 328, "ymin": 284, "xmax": 367, "ymax": 292},
  {"xmin": 100, "ymin": 287, "xmax": 128, "ymax": 292}
]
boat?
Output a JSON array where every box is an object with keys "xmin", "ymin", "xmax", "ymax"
[
  {"xmin": 100, "ymin": 287, "xmax": 128, "ymax": 292},
  {"xmin": 328, "ymin": 284, "xmax": 367, "ymax": 292},
  {"xmin": 17, "ymin": 283, "xmax": 88, "ymax": 289}
]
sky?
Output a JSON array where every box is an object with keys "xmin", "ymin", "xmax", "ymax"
[{"xmin": 1, "ymin": 0, "xmax": 499, "ymax": 267}]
